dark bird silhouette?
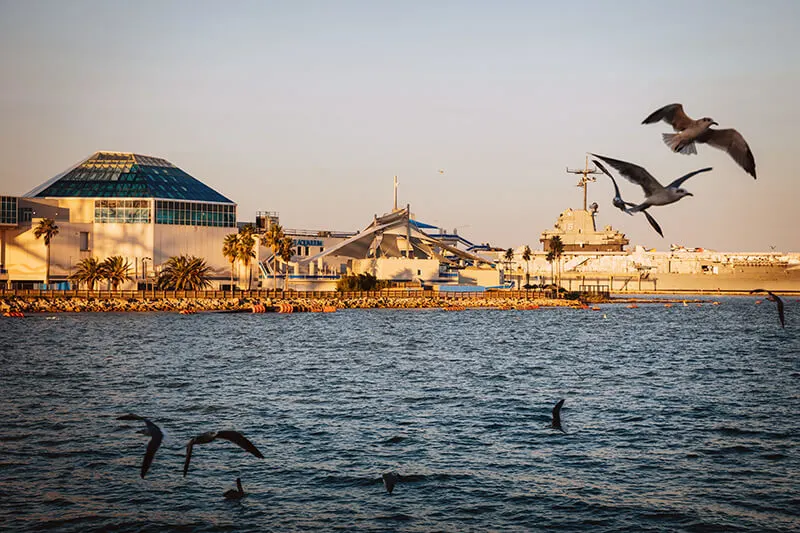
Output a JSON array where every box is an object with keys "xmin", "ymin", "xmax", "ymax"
[
  {"xmin": 117, "ymin": 413, "xmax": 164, "ymax": 478},
  {"xmin": 382, "ymin": 471, "xmax": 401, "ymax": 494},
  {"xmin": 751, "ymin": 289, "xmax": 785, "ymax": 327},
  {"xmin": 593, "ymin": 158, "xmax": 663, "ymax": 237},
  {"xmin": 183, "ymin": 430, "xmax": 264, "ymax": 476},
  {"xmin": 551, "ymin": 399, "xmax": 566, "ymax": 433},
  {"xmin": 223, "ymin": 477, "xmax": 245, "ymax": 499},
  {"xmin": 642, "ymin": 103, "xmax": 756, "ymax": 179},
  {"xmin": 590, "ymin": 153, "xmax": 712, "ymax": 213}
]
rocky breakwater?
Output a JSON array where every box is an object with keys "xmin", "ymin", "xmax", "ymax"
[
  {"xmin": 1, "ymin": 294, "xmax": 584, "ymax": 314},
  {"xmin": 0, "ymin": 296, "xmax": 252, "ymax": 314}
]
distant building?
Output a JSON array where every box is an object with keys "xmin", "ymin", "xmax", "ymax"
[
  {"xmin": 0, "ymin": 151, "xmax": 237, "ymax": 289},
  {"xmin": 287, "ymin": 206, "xmax": 499, "ymax": 290}
]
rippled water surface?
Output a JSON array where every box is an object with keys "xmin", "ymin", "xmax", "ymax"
[{"xmin": 1, "ymin": 297, "xmax": 799, "ymax": 532}]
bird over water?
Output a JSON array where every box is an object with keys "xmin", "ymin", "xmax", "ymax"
[
  {"xmin": 642, "ymin": 103, "xmax": 756, "ymax": 179},
  {"xmin": 750, "ymin": 289, "xmax": 785, "ymax": 328},
  {"xmin": 117, "ymin": 414, "xmax": 163, "ymax": 479},
  {"xmin": 592, "ymin": 157, "xmax": 664, "ymax": 237},
  {"xmin": 590, "ymin": 153, "xmax": 712, "ymax": 213},
  {"xmin": 183, "ymin": 430, "xmax": 264, "ymax": 477}
]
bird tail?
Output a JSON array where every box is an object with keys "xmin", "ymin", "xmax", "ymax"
[{"xmin": 662, "ymin": 133, "xmax": 696, "ymax": 155}]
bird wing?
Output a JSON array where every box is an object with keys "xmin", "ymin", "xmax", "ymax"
[
  {"xmin": 552, "ymin": 399, "xmax": 565, "ymax": 426},
  {"xmin": 382, "ymin": 472, "xmax": 399, "ymax": 494},
  {"xmin": 590, "ymin": 154, "xmax": 663, "ymax": 196},
  {"xmin": 665, "ymin": 167, "xmax": 713, "ymax": 189},
  {"xmin": 592, "ymin": 159, "xmax": 623, "ymax": 199},
  {"xmin": 764, "ymin": 290, "xmax": 785, "ymax": 328},
  {"xmin": 774, "ymin": 293, "xmax": 785, "ymax": 328},
  {"xmin": 751, "ymin": 289, "xmax": 785, "ymax": 327},
  {"xmin": 183, "ymin": 439, "xmax": 195, "ymax": 477},
  {"xmin": 140, "ymin": 419, "xmax": 163, "ymax": 478},
  {"xmin": 641, "ymin": 210, "xmax": 664, "ymax": 238},
  {"xmin": 215, "ymin": 431, "xmax": 265, "ymax": 459},
  {"xmin": 698, "ymin": 128, "xmax": 756, "ymax": 179},
  {"xmin": 642, "ymin": 103, "xmax": 693, "ymax": 131}
]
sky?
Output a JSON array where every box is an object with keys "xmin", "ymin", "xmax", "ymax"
[{"xmin": 1, "ymin": 0, "xmax": 798, "ymax": 252}]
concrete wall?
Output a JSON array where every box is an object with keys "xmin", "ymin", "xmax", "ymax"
[
  {"xmin": 458, "ymin": 266, "xmax": 501, "ymax": 287},
  {"xmin": 351, "ymin": 257, "xmax": 440, "ymax": 281}
]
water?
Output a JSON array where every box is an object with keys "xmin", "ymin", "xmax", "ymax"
[{"xmin": 1, "ymin": 297, "xmax": 798, "ymax": 532}]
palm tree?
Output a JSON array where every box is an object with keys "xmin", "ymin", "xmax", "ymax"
[
  {"xmin": 278, "ymin": 235, "xmax": 295, "ymax": 291},
  {"xmin": 546, "ymin": 250, "xmax": 555, "ymax": 290},
  {"xmin": 156, "ymin": 255, "xmax": 212, "ymax": 290},
  {"xmin": 33, "ymin": 218, "xmax": 59, "ymax": 286},
  {"xmin": 68, "ymin": 257, "xmax": 103, "ymax": 290},
  {"xmin": 503, "ymin": 248, "xmax": 514, "ymax": 287},
  {"xmin": 522, "ymin": 245, "xmax": 532, "ymax": 288},
  {"xmin": 261, "ymin": 223, "xmax": 285, "ymax": 291},
  {"xmin": 237, "ymin": 231, "xmax": 257, "ymax": 291},
  {"xmin": 101, "ymin": 256, "xmax": 133, "ymax": 290},
  {"xmin": 222, "ymin": 233, "xmax": 239, "ymax": 293},
  {"xmin": 550, "ymin": 236, "xmax": 565, "ymax": 294}
]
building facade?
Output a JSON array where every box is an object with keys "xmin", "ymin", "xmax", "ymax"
[{"xmin": 0, "ymin": 151, "xmax": 237, "ymax": 289}]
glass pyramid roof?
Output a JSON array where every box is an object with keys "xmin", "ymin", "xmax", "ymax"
[{"xmin": 25, "ymin": 152, "xmax": 234, "ymax": 203}]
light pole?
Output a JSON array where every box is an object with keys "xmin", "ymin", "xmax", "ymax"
[{"xmin": 142, "ymin": 257, "xmax": 151, "ymax": 292}]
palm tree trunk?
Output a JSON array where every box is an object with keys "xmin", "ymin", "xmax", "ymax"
[
  {"xmin": 45, "ymin": 244, "xmax": 51, "ymax": 286},
  {"xmin": 230, "ymin": 262, "xmax": 235, "ymax": 295}
]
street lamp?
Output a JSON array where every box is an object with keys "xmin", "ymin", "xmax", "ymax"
[{"xmin": 142, "ymin": 257, "xmax": 151, "ymax": 291}]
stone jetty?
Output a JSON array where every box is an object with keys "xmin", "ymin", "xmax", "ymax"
[{"xmin": 0, "ymin": 294, "xmax": 583, "ymax": 314}]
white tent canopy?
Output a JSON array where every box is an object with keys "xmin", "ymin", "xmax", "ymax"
[{"xmin": 299, "ymin": 207, "xmax": 491, "ymax": 266}]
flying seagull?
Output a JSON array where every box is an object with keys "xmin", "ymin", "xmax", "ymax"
[
  {"xmin": 382, "ymin": 471, "xmax": 401, "ymax": 494},
  {"xmin": 642, "ymin": 103, "xmax": 756, "ymax": 179},
  {"xmin": 183, "ymin": 430, "xmax": 264, "ymax": 476},
  {"xmin": 590, "ymin": 153, "xmax": 712, "ymax": 213},
  {"xmin": 224, "ymin": 477, "xmax": 245, "ymax": 499},
  {"xmin": 750, "ymin": 289, "xmax": 785, "ymax": 328},
  {"xmin": 117, "ymin": 414, "xmax": 164, "ymax": 479},
  {"xmin": 592, "ymin": 158, "xmax": 664, "ymax": 237},
  {"xmin": 551, "ymin": 399, "xmax": 566, "ymax": 433}
]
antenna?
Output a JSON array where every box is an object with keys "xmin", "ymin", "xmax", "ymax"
[{"xmin": 566, "ymin": 155, "xmax": 601, "ymax": 211}]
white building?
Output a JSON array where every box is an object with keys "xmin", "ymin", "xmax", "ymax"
[{"xmin": 0, "ymin": 151, "xmax": 237, "ymax": 289}]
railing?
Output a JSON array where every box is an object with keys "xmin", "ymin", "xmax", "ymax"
[
  {"xmin": 0, "ymin": 288, "xmax": 557, "ymax": 300},
  {"xmin": 578, "ymin": 284, "xmax": 610, "ymax": 298}
]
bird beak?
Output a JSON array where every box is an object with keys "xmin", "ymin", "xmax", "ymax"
[
  {"xmin": 711, "ymin": 121, "xmax": 719, "ymax": 126},
  {"xmin": 687, "ymin": 192, "xmax": 694, "ymax": 197}
]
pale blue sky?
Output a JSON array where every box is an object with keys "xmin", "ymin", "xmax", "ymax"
[{"xmin": 1, "ymin": 0, "xmax": 798, "ymax": 251}]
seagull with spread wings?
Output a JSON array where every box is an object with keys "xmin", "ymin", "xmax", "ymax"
[
  {"xmin": 592, "ymin": 158, "xmax": 664, "ymax": 237},
  {"xmin": 183, "ymin": 430, "xmax": 264, "ymax": 476},
  {"xmin": 590, "ymin": 154, "xmax": 712, "ymax": 213},
  {"xmin": 117, "ymin": 414, "xmax": 164, "ymax": 479},
  {"xmin": 642, "ymin": 103, "xmax": 756, "ymax": 179}
]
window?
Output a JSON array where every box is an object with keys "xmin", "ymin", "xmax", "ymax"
[
  {"xmin": 95, "ymin": 199, "xmax": 151, "ymax": 223},
  {"xmin": 0, "ymin": 196, "xmax": 17, "ymax": 225},
  {"xmin": 154, "ymin": 200, "xmax": 236, "ymax": 227},
  {"xmin": 80, "ymin": 232, "xmax": 90, "ymax": 251}
]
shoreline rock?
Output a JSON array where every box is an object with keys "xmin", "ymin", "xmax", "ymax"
[{"xmin": 0, "ymin": 295, "xmax": 587, "ymax": 314}]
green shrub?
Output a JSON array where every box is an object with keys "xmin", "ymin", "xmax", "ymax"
[{"xmin": 336, "ymin": 273, "xmax": 387, "ymax": 291}]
